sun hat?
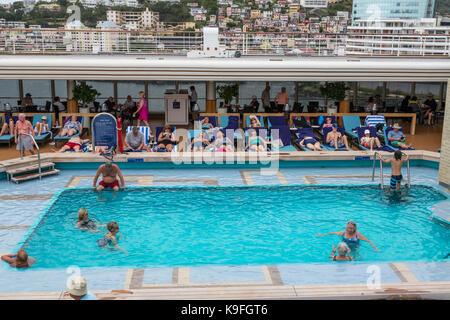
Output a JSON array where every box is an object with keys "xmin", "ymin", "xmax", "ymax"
[
  {"xmin": 41, "ymin": 116, "xmax": 47, "ymax": 120},
  {"xmin": 364, "ymin": 129, "xmax": 370, "ymax": 134},
  {"xmin": 393, "ymin": 123, "xmax": 401, "ymax": 129},
  {"xmin": 67, "ymin": 276, "xmax": 87, "ymax": 296}
]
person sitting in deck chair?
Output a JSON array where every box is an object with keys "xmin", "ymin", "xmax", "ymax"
[
  {"xmin": 249, "ymin": 115, "xmax": 262, "ymax": 128},
  {"xmin": 0, "ymin": 113, "xmax": 15, "ymax": 136},
  {"xmin": 299, "ymin": 136, "xmax": 322, "ymax": 151},
  {"xmin": 124, "ymin": 126, "xmax": 145, "ymax": 152},
  {"xmin": 211, "ymin": 131, "xmax": 234, "ymax": 152},
  {"xmin": 321, "ymin": 116, "xmax": 334, "ymax": 133},
  {"xmin": 59, "ymin": 115, "xmax": 82, "ymax": 137},
  {"xmin": 155, "ymin": 125, "xmax": 176, "ymax": 152},
  {"xmin": 245, "ymin": 129, "xmax": 267, "ymax": 152},
  {"xmin": 65, "ymin": 276, "xmax": 98, "ymax": 300},
  {"xmin": 54, "ymin": 136, "xmax": 90, "ymax": 153},
  {"xmin": 387, "ymin": 123, "xmax": 413, "ymax": 149},
  {"xmin": 1, "ymin": 249, "xmax": 36, "ymax": 269},
  {"xmin": 326, "ymin": 124, "xmax": 350, "ymax": 151},
  {"xmin": 201, "ymin": 116, "xmax": 215, "ymax": 130},
  {"xmin": 378, "ymin": 150, "xmax": 409, "ymax": 191},
  {"xmin": 191, "ymin": 131, "xmax": 210, "ymax": 152},
  {"xmin": 34, "ymin": 115, "xmax": 51, "ymax": 137},
  {"xmin": 360, "ymin": 129, "xmax": 381, "ymax": 151}
]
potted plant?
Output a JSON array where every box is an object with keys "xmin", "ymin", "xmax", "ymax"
[
  {"xmin": 319, "ymin": 82, "xmax": 349, "ymax": 113},
  {"xmin": 72, "ymin": 81, "xmax": 100, "ymax": 112},
  {"xmin": 216, "ymin": 84, "xmax": 238, "ymax": 112}
]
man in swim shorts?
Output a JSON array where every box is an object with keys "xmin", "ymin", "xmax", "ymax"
[
  {"xmin": 93, "ymin": 162, "xmax": 125, "ymax": 192},
  {"xmin": 54, "ymin": 136, "xmax": 90, "ymax": 152},
  {"xmin": 1, "ymin": 249, "xmax": 36, "ymax": 268},
  {"xmin": 378, "ymin": 150, "xmax": 409, "ymax": 191}
]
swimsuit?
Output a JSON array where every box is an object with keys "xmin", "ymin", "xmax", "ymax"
[
  {"xmin": 304, "ymin": 138, "xmax": 316, "ymax": 146},
  {"xmin": 97, "ymin": 235, "xmax": 115, "ymax": 247},
  {"xmin": 249, "ymin": 137, "xmax": 261, "ymax": 146},
  {"xmin": 65, "ymin": 121, "xmax": 80, "ymax": 132},
  {"xmin": 79, "ymin": 218, "xmax": 96, "ymax": 230},
  {"xmin": 65, "ymin": 142, "xmax": 81, "ymax": 150},
  {"xmin": 390, "ymin": 175, "xmax": 403, "ymax": 189},
  {"xmin": 99, "ymin": 179, "xmax": 119, "ymax": 189},
  {"xmin": 342, "ymin": 232, "xmax": 359, "ymax": 249}
]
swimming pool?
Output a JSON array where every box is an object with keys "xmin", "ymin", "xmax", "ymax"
[{"xmin": 17, "ymin": 184, "xmax": 449, "ymax": 270}]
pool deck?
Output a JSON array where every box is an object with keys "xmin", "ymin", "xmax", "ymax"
[{"xmin": 0, "ymin": 151, "xmax": 449, "ymax": 300}]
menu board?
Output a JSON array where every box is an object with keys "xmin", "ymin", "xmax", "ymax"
[{"xmin": 92, "ymin": 113, "xmax": 117, "ymax": 147}]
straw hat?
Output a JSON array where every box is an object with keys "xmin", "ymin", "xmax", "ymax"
[
  {"xmin": 67, "ymin": 276, "xmax": 87, "ymax": 296},
  {"xmin": 364, "ymin": 129, "xmax": 370, "ymax": 134},
  {"xmin": 41, "ymin": 116, "xmax": 47, "ymax": 121},
  {"xmin": 393, "ymin": 123, "xmax": 401, "ymax": 129}
]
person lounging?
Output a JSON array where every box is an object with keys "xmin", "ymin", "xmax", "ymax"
[
  {"xmin": 54, "ymin": 136, "xmax": 90, "ymax": 153},
  {"xmin": 191, "ymin": 132, "xmax": 210, "ymax": 152},
  {"xmin": 317, "ymin": 220, "xmax": 379, "ymax": 252},
  {"xmin": 245, "ymin": 129, "xmax": 267, "ymax": 152},
  {"xmin": 59, "ymin": 115, "xmax": 82, "ymax": 137},
  {"xmin": 156, "ymin": 125, "xmax": 176, "ymax": 152},
  {"xmin": 201, "ymin": 116, "xmax": 215, "ymax": 130},
  {"xmin": 299, "ymin": 136, "xmax": 322, "ymax": 151},
  {"xmin": 360, "ymin": 129, "xmax": 381, "ymax": 151},
  {"xmin": 211, "ymin": 131, "xmax": 234, "ymax": 152},
  {"xmin": 387, "ymin": 123, "xmax": 412, "ymax": 149}
]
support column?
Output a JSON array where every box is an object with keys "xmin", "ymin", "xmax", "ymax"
[
  {"xmin": 295, "ymin": 81, "xmax": 299, "ymax": 104},
  {"xmin": 438, "ymin": 79, "xmax": 450, "ymax": 188},
  {"xmin": 382, "ymin": 81, "xmax": 387, "ymax": 102},
  {"xmin": 206, "ymin": 81, "xmax": 216, "ymax": 113},
  {"xmin": 439, "ymin": 82, "xmax": 445, "ymax": 109},
  {"xmin": 411, "ymin": 82, "xmax": 416, "ymax": 96},
  {"xmin": 18, "ymin": 80, "xmax": 23, "ymax": 100},
  {"xmin": 67, "ymin": 80, "xmax": 75, "ymax": 99}
]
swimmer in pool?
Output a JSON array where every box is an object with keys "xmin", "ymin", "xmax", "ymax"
[
  {"xmin": 1, "ymin": 249, "xmax": 36, "ymax": 269},
  {"xmin": 378, "ymin": 150, "xmax": 409, "ymax": 191},
  {"xmin": 329, "ymin": 242, "xmax": 354, "ymax": 261},
  {"xmin": 317, "ymin": 220, "xmax": 379, "ymax": 251},
  {"xmin": 97, "ymin": 221, "xmax": 127, "ymax": 254},
  {"xmin": 76, "ymin": 209, "xmax": 103, "ymax": 232}
]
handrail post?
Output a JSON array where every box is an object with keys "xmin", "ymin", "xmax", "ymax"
[
  {"xmin": 380, "ymin": 157, "xmax": 383, "ymax": 189},
  {"xmin": 372, "ymin": 151, "xmax": 378, "ymax": 181},
  {"xmin": 18, "ymin": 133, "xmax": 41, "ymax": 180}
]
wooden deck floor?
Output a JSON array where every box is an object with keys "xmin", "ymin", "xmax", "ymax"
[{"xmin": 0, "ymin": 122, "xmax": 443, "ymax": 162}]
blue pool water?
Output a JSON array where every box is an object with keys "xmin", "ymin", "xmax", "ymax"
[{"xmin": 18, "ymin": 184, "xmax": 449, "ymax": 270}]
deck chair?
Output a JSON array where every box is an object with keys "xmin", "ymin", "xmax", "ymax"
[
  {"xmin": 269, "ymin": 125, "xmax": 297, "ymax": 152},
  {"xmin": 318, "ymin": 116, "xmax": 337, "ymax": 136},
  {"xmin": 291, "ymin": 115, "xmax": 312, "ymax": 129},
  {"xmin": 153, "ymin": 126, "xmax": 177, "ymax": 152},
  {"xmin": 244, "ymin": 127, "xmax": 269, "ymax": 152},
  {"xmin": 125, "ymin": 126, "xmax": 153, "ymax": 152},
  {"xmin": 323, "ymin": 127, "xmax": 348, "ymax": 151},
  {"xmin": 357, "ymin": 126, "xmax": 395, "ymax": 152},
  {"xmin": 294, "ymin": 128, "xmax": 326, "ymax": 151},
  {"xmin": 219, "ymin": 115, "xmax": 242, "ymax": 141},
  {"xmin": 54, "ymin": 116, "xmax": 84, "ymax": 144},
  {"xmin": 32, "ymin": 114, "xmax": 52, "ymax": 144},
  {"xmin": 267, "ymin": 116, "xmax": 286, "ymax": 128},
  {"xmin": 342, "ymin": 115, "xmax": 361, "ymax": 141},
  {"xmin": 0, "ymin": 115, "xmax": 17, "ymax": 147},
  {"xmin": 364, "ymin": 115, "xmax": 386, "ymax": 139},
  {"xmin": 198, "ymin": 115, "xmax": 218, "ymax": 129},
  {"xmin": 188, "ymin": 129, "xmax": 214, "ymax": 152},
  {"xmin": 383, "ymin": 126, "xmax": 415, "ymax": 151}
]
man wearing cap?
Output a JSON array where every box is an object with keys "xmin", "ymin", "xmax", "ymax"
[
  {"xmin": 421, "ymin": 94, "xmax": 437, "ymax": 126},
  {"xmin": 360, "ymin": 129, "xmax": 381, "ymax": 151},
  {"xmin": 326, "ymin": 123, "xmax": 350, "ymax": 151},
  {"xmin": 15, "ymin": 113, "xmax": 35, "ymax": 156},
  {"xmin": 66, "ymin": 276, "xmax": 98, "ymax": 300},
  {"xmin": 387, "ymin": 123, "xmax": 412, "ymax": 149}
]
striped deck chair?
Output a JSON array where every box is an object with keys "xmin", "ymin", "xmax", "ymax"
[{"xmin": 125, "ymin": 126, "xmax": 153, "ymax": 152}]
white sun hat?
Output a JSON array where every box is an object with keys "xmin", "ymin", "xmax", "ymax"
[
  {"xmin": 364, "ymin": 129, "xmax": 370, "ymax": 134},
  {"xmin": 67, "ymin": 276, "xmax": 87, "ymax": 296}
]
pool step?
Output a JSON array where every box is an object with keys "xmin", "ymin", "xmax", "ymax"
[{"xmin": 7, "ymin": 162, "xmax": 60, "ymax": 184}]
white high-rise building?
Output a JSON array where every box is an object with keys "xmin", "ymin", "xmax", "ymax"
[
  {"xmin": 300, "ymin": 0, "xmax": 328, "ymax": 8},
  {"xmin": 107, "ymin": 8, "xmax": 159, "ymax": 30}
]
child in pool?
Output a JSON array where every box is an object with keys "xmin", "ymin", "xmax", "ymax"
[
  {"xmin": 97, "ymin": 221, "xmax": 127, "ymax": 254},
  {"xmin": 75, "ymin": 209, "xmax": 103, "ymax": 232}
]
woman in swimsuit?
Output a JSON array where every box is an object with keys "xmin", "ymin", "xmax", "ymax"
[
  {"xmin": 212, "ymin": 131, "xmax": 234, "ymax": 152},
  {"xmin": 329, "ymin": 242, "xmax": 354, "ymax": 261},
  {"xmin": 191, "ymin": 131, "xmax": 210, "ymax": 152},
  {"xmin": 317, "ymin": 220, "xmax": 379, "ymax": 251},
  {"xmin": 97, "ymin": 221, "xmax": 127, "ymax": 254},
  {"xmin": 76, "ymin": 209, "xmax": 102, "ymax": 232},
  {"xmin": 245, "ymin": 129, "xmax": 266, "ymax": 152},
  {"xmin": 299, "ymin": 136, "xmax": 322, "ymax": 151},
  {"xmin": 201, "ymin": 117, "xmax": 215, "ymax": 130},
  {"xmin": 59, "ymin": 115, "xmax": 82, "ymax": 137},
  {"xmin": 156, "ymin": 125, "xmax": 176, "ymax": 152}
]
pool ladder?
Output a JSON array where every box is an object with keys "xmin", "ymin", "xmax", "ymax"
[{"xmin": 371, "ymin": 152, "xmax": 410, "ymax": 189}]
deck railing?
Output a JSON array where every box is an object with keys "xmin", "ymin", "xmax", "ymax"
[{"xmin": 0, "ymin": 28, "xmax": 449, "ymax": 57}]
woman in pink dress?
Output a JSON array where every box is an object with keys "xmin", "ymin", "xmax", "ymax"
[{"xmin": 133, "ymin": 91, "xmax": 151, "ymax": 133}]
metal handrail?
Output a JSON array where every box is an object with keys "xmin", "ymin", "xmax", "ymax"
[
  {"xmin": 402, "ymin": 151, "xmax": 411, "ymax": 188},
  {"xmin": 18, "ymin": 133, "xmax": 41, "ymax": 180},
  {"xmin": 372, "ymin": 151, "xmax": 383, "ymax": 189}
]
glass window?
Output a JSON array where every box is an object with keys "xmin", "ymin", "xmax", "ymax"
[
  {"xmin": 179, "ymin": 81, "xmax": 206, "ymax": 112},
  {"xmin": 22, "ymin": 80, "xmax": 52, "ymax": 106},
  {"xmin": 54, "ymin": 80, "xmax": 67, "ymax": 101},
  {"xmin": 117, "ymin": 81, "xmax": 145, "ymax": 105},
  {"xmin": 0, "ymin": 80, "xmax": 20, "ymax": 109},
  {"xmin": 85, "ymin": 81, "xmax": 114, "ymax": 103},
  {"xmin": 148, "ymin": 81, "xmax": 176, "ymax": 113}
]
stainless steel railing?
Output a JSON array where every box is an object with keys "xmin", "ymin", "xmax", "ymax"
[
  {"xmin": 372, "ymin": 151, "xmax": 383, "ymax": 189},
  {"xmin": 402, "ymin": 151, "xmax": 411, "ymax": 188},
  {"xmin": 18, "ymin": 133, "xmax": 41, "ymax": 180}
]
